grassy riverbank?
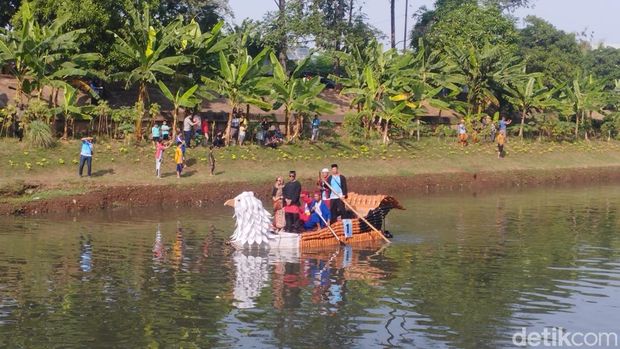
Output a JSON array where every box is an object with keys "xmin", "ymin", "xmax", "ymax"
[{"xmin": 1, "ymin": 138, "xmax": 620, "ymax": 211}]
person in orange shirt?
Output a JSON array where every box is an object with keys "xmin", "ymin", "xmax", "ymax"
[
  {"xmin": 174, "ymin": 142, "xmax": 184, "ymax": 178},
  {"xmin": 496, "ymin": 132, "xmax": 506, "ymax": 158}
]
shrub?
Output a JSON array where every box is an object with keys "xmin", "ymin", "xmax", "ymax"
[
  {"xmin": 27, "ymin": 120, "xmax": 55, "ymax": 148},
  {"xmin": 343, "ymin": 112, "xmax": 366, "ymax": 141}
]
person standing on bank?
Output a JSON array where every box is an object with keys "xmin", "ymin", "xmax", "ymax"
[
  {"xmin": 183, "ymin": 113, "xmax": 197, "ymax": 148},
  {"xmin": 326, "ymin": 163, "xmax": 348, "ymax": 224},
  {"xmin": 78, "ymin": 137, "xmax": 94, "ymax": 177},
  {"xmin": 311, "ymin": 115, "xmax": 320, "ymax": 142}
]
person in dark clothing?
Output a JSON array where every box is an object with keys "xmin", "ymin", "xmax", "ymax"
[
  {"xmin": 282, "ymin": 170, "xmax": 302, "ymax": 232},
  {"xmin": 282, "ymin": 170, "xmax": 302, "ymax": 205},
  {"xmin": 326, "ymin": 163, "xmax": 348, "ymax": 224}
]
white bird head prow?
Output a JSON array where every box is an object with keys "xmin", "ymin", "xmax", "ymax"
[{"xmin": 225, "ymin": 191, "xmax": 274, "ymax": 248}]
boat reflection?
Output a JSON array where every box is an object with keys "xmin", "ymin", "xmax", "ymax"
[{"xmin": 231, "ymin": 242, "xmax": 388, "ymax": 310}]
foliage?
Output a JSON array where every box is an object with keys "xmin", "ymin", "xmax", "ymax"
[
  {"xmin": 519, "ymin": 16, "xmax": 584, "ymax": 85},
  {"xmin": 418, "ymin": 2, "xmax": 519, "ymax": 53},
  {"xmin": 23, "ymin": 99, "xmax": 54, "ymax": 124},
  {"xmin": 201, "ymin": 30, "xmax": 271, "ymax": 145},
  {"xmin": 157, "ymin": 81, "xmax": 201, "ymax": 138},
  {"xmin": 108, "ymin": 5, "xmax": 196, "ymax": 140},
  {"xmin": 268, "ymin": 51, "xmax": 333, "ymax": 141},
  {"xmin": 26, "ymin": 119, "xmax": 54, "ymax": 148},
  {"xmin": 259, "ymin": 0, "xmax": 381, "ymax": 54},
  {"xmin": 0, "ymin": 1, "xmax": 98, "ymax": 106}
]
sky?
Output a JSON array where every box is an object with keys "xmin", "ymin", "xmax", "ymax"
[{"xmin": 227, "ymin": 0, "xmax": 620, "ymax": 48}]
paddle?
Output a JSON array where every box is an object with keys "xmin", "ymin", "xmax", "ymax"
[
  {"xmin": 314, "ymin": 202, "xmax": 347, "ymax": 246},
  {"xmin": 322, "ymin": 180, "xmax": 391, "ymax": 244}
]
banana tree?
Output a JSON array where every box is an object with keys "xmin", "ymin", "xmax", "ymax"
[
  {"xmin": 0, "ymin": 1, "xmax": 90, "ymax": 106},
  {"xmin": 201, "ymin": 32, "xmax": 271, "ymax": 146},
  {"xmin": 53, "ymin": 84, "xmax": 92, "ymax": 140},
  {"xmin": 445, "ymin": 43, "xmax": 519, "ymax": 118},
  {"xmin": 157, "ymin": 81, "xmax": 201, "ymax": 138},
  {"xmin": 563, "ymin": 75, "xmax": 606, "ymax": 140},
  {"xmin": 108, "ymin": 6, "xmax": 193, "ymax": 142},
  {"xmin": 268, "ymin": 52, "xmax": 333, "ymax": 141},
  {"xmin": 504, "ymin": 73, "xmax": 550, "ymax": 139},
  {"xmin": 390, "ymin": 40, "xmax": 462, "ymax": 141},
  {"xmin": 377, "ymin": 97, "xmax": 416, "ymax": 144}
]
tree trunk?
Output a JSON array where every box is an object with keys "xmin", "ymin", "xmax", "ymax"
[
  {"xmin": 390, "ymin": 0, "xmax": 396, "ymax": 49},
  {"xmin": 136, "ymin": 82, "xmax": 147, "ymax": 143},
  {"xmin": 224, "ymin": 109, "xmax": 233, "ymax": 146},
  {"xmin": 348, "ymin": 0, "xmax": 354, "ymax": 26},
  {"xmin": 284, "ymin": 107, "xmax": 290, "ymax": 139},
  {"xmin": 63, "ymin": 115, "xmax": 69, "ymax": 140},
  {"xmin": 519, "ymin": 107, "xmax": 526, "ymax": 139},
  {"xmin": 416, "ymin": 118, "xmax": 420, "ymax": 141},
  {"xmin": 403, "ymin": 0, "xmax": 409, "ymax": 51},
  {"xmin": 574, "ymin": 111, "xmax": 579, "ymax": 138},
  {"xmin": 383, "ymin": 119, "xmax": 390, "ymax": 144},
  {"xmin": 277, "ymin": 0, "xmax": 287, "ymax": 72},
  {"xmin": 585, "ymin": 110, "xmax": 590, "ymax": 141},
  {"xmin": 172, "ymin": 106, "xmax": 179, "ymax": 139}
]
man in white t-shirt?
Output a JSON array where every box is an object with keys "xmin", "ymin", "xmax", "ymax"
[{"xmin": 183, "ymin": 114, "xmax": 197, "ymax": 148}]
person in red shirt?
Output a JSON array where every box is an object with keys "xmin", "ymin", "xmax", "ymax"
[{"xmin": 201, "ymin": 117, "xmax": 210, "ymax": 145}]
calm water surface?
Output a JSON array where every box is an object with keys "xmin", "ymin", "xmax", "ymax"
[{"xmin": 1, "ymin": 186, "xmax": 620, "ymax": 348}]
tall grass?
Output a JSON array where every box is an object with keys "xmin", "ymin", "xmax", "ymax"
[{"xmin": 26, "ymin": 120, "xmax": 55, "ymax": 148}]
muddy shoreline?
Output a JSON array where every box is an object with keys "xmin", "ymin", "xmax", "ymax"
[{"xmin": 2, "ymin": 166, "xmax": 620, "ymax": 216}]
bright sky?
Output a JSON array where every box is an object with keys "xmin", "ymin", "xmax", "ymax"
[{"xmin": 227, "ymin": 0, "xmax": 620, "ymax": 48}]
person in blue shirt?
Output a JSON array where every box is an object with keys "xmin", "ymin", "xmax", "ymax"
[
  {"xmin": 311, "ymin": 115, "xmax": 321, "ymax": 142},
  {"xmin": 326, "ymin": 163, "xmax": 348, "ymax": 224},
  {"xmin": 304, "ymin": 191, "xmax": 331, "ymax": 230},
  {"xmin": 499, "ymin": 116, "xmax": 512, "ymax": 136},
  {"xmin": 151, "ymin": 123, "xmax": 161, "ymax": 145},
  {"xmin": 78, "ymin": 137, "xmax": 94, "ymax": 177}
]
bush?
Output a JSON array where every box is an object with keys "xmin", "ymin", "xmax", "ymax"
[
  {"xmin": 27, "ymin": 120, "xmax": 55, "ymax": 148},
  {"xmin": 343, "ymin": 112, "xmax": 366, "ymax": 141}
]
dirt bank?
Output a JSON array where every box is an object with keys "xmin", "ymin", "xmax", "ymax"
[{"xmin": 2, "ymin": 166, "xmax": 620, "ymax": 216}]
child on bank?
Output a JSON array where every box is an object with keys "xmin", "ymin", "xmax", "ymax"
[
  {"xmin": 497, "ymin": 132, "xmax": 506, "ymax": 158},
  {"xmin": 174, "ymin": 142, "xmax": 184, "ymax": 178},
  {"xmin": 155, "ymin": 139, "xmax": 170, "ymax": 178}
]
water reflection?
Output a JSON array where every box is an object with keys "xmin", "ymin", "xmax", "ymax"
[
  {"xmin": 0, "ymin": 186, "xmax": 620, "ymax": 348},
  {"xmin": 79, "ymin": 234, "xmax": 92, "ymax": 273}
]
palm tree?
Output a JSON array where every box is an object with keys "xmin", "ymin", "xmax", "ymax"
[
  {"xmin": 108, "ymin": 5, "xmax": 192, "ymax": 142},
  {"xmin": 268, "ymin": 52, "xmax": 333, "ymax": 141},
  {"xmin": 201, "ymin": 32, "xmax": 271, "ymax": 145},
  {"xmin": 157, "ymin": 81, "xmax": 201, "ymax": 139}
]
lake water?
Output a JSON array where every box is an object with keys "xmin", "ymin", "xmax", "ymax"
[{"xmin": 1, "ymin": 185, "xmax": 620, "ymax": 348}]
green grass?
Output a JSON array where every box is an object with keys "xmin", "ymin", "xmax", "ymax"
[{"xmin": 1, "ymin": 137, "xmax": 620, "ymax": 201}]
